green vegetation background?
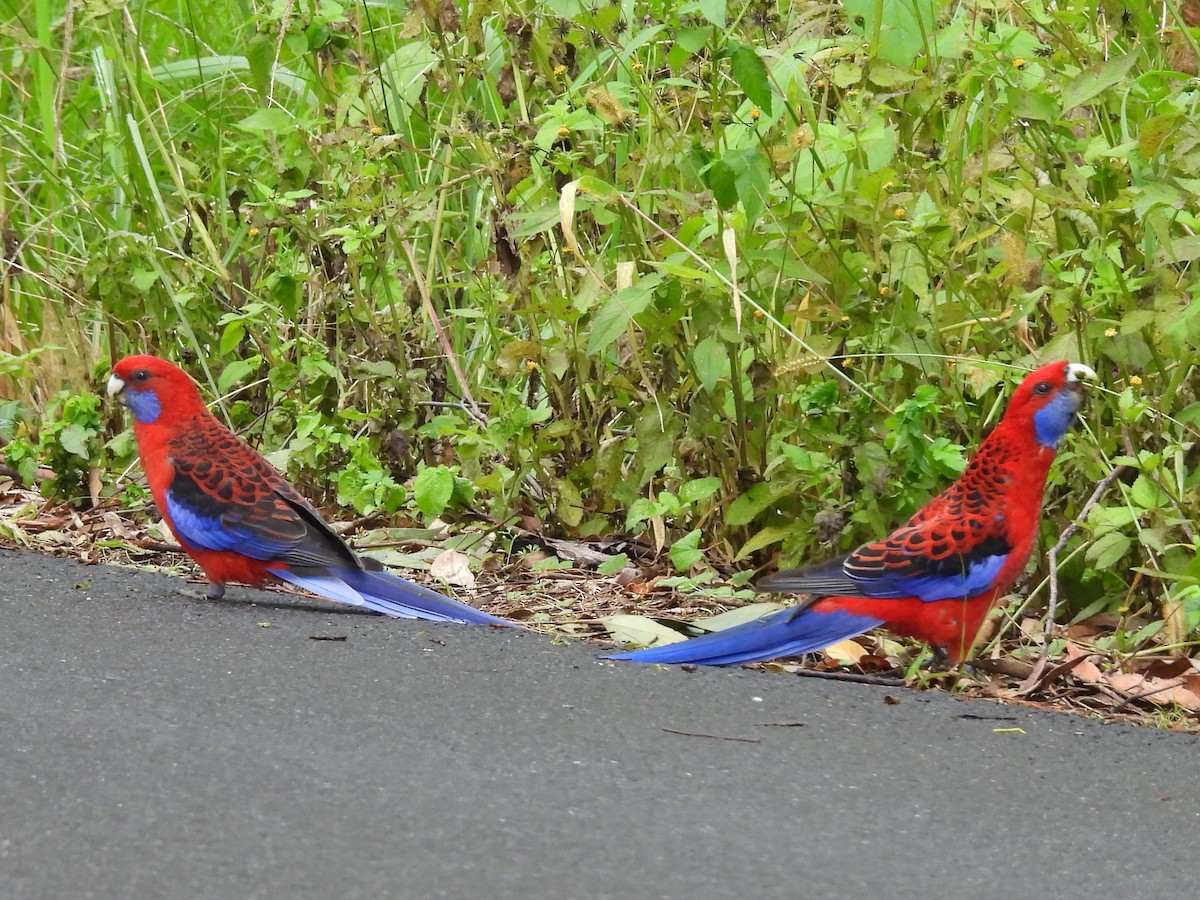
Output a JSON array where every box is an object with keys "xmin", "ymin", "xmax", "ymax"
[{"xmin": 2, "ymin": 0, "xmax": 1198, "ymax": 652}]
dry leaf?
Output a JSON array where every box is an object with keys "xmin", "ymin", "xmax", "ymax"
[
  {"xmin": 824, "ymin": 639, "xmax": 869, "ymax": 665},
  {"xmin": 429, "ymin": 548, "xmax": 476, "ymax": 588}
]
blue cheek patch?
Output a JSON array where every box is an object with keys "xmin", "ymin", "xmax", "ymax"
[
  {"xmin": 126, "ymin": 388, "xmax": 162, "ymax": 424},
  {"xmin": 1034, "ymin": 390, "xmax": 1082, "ymax": 448}
]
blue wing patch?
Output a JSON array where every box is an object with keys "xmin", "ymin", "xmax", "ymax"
[
  {"xmin": 856, "ymin": 552, "xmax": 1009, "ymax": 601},
  {"xmin": 165, "ymin": 488, "xmax": 293, "ymax": 560}
]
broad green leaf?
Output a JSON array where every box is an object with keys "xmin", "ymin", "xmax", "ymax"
[
  {"xmin": 725, "ymin": 483, "xmax": 780, "ymax": 527},
  {"xmin": 235, "ymin": 108, "xmax": 295, "ymax": 133},
  {"xmin": 692, "ymin": 336, "xmax": 728, "ymax": 393},
  {"xmin": 1060, "ymin": 52, "xmax": 1140, "ymax": 110},
  {"xmin": 681, "ymin": 0, "xmax": 725, "ymax": 27},
  {"xmin": 413, "ymin": 466, "xmax": 455, "ymax": 518},
  {"xmin": 626, "ymin": 497, "xmax": 662, "ymax": 529},
  {"xmin": 674, "ymin": 27, "xmax": 711, "ymax": 54},
  {"xmin": 1010, "ymin": 90, "xmax": 1059, "ymax": 122},
  {"xmin": 678, "ymin": 476, "xmax": 721, "ymax": 505},
  {"xmin": 707, "ymin": 158, "xmax": 738, "ymax": 209},
  {"xmin": 696, "ymin": 602, "xmax": 785, "ymax": 632},
  {"xmin": 730, "ymin": 45, "xmax": 772, "ymax": 113},
  {"xmin": 596, "ymin": 553, "xmax": 629, "ymax": 576},
  {"xmin": 217, "ymin": 357, "xmax": 260, "ymax": 394},
  {"xmin": 586, "ymin": 278, "xmax": 658, "ymax": 356},
  {"xmin": 1129, "ymin": 475, "xmax": 1169, "ymax": 510},
  {"xmin": 1086, "ymin": 531, "xmax": 1131, "ymax": 570},
  {"xmin": 601, "ymin": 614, "xmax": 688, "ymax": 648},
  {"xmin": 57, "ymin": 424, "xmax": 93, "ymax": 459},
  {"xmin": 219, "ymin": 321, "xmax": 245, "ymax": 357},
  {"xmin": 844, "ymin": 0, "xmax": 932, "ymax": 68},
  {"xmin": 733, "ymin": 149, "xmax": 770, "ymax": 225},
  {"xmin": 669, "ymin": 529, "xmax": 705, "ymax": 571},
  {"xmin": 733, "ymin": 524, "xmax": 792, "ymax": 560}
]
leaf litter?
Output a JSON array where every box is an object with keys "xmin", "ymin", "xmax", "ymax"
[{"xmin": 3, "ymin": 478, "xmax": 1199, "ymax": 733}]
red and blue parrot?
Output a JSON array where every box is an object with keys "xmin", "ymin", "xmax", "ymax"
[
  {"xmin": 608, "ymin": 360, "xmax": 1096, "ymax": 666},
  {"xmin": 108, "ymin": 354, "xmax": 507, "ymax": 626}
]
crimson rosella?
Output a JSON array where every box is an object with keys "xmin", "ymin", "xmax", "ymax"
[
  {"xmin": 108, "ymin": 354, "xmax": 507, "ymax": 625},
  {"xmin": 608, "ymin": 360, "xmax": 1096, "ymax": 666}
]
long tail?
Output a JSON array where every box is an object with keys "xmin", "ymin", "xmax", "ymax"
[
  {"xmin": 604, "ymin": 604, "xmax": 881, "ymax": 666},
  {"xmin": 273, "ymin": 566, "xmax": 510, "ymax": 626}
]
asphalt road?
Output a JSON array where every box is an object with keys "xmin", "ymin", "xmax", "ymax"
[{"xmin": 2, "ymin": 548, "xmax": 1197, "ymax": 900}]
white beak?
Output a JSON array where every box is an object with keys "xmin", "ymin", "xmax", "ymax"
[
  {"xmin": 106, "ymin": 374, "xmax": 126, "ymax": 397},
  {"xmin": 1066, "ymin": 363, "xmax": 1097, "ymax": 383}
]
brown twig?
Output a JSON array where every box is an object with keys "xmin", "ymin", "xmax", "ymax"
[
  {"xmin": 1028, "ymin": 465, "xmax": 1127, "ymax": 684},
  {"xmin": 784, "ymin": 667, "xmax": 906, "ymax": 687},
  {"xmin": 661, "ymin": 728, "xmax": 761, "ymax": 743}
]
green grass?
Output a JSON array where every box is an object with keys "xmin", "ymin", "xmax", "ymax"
[{"xmin": 1, "ymin": 0, "xmax": 1198, "ymax": 652}]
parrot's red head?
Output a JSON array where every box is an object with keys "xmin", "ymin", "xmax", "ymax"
[
  {"xmin": 1001, "ymin": 360, "xmax": 1096, "ymax": 449},
  {"xmin": 108, "ymin": 355, "xmax": 205, "ymax": 425}
]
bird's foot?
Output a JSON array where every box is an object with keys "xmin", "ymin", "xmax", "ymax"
[{"xmin": 177, "ymin": 583, "xmax": 227, "ymax": 602}]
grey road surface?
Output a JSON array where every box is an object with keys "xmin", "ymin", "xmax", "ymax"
[{"xmin": 1, "ymin": 549, "xmax": 1197, "ymax": 900}]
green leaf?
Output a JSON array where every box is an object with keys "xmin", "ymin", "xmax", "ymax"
[
  {"xmin": 733, "ymin": 524, "xmax": 792, "ymax": 561},
  {"xmin": 57, "ymin": 423, "xmax": 93, "ymax": 459},
  {"xmin": 244, "ymin": 35, "xmax": 275, "ymax": 98},
  {"xmin": 673, "ymin": 27, "xmax": 711, "ymax": 54},
  {"xmin": 732, "ymin": 149, "xmax": 770, "ymax": 225},
  {"xmin": 669, "ymin": 529, "xmax": 705, "ymax": 571},
  {"xmin": 730, "ymin": 45, "xmax": 772, "ymax": 113},
  {"xmin": 413, "ymin": 466, "xmax": 455, "ymax": 518},
  {"xmin": 219, "ymin": 321, "xmax": 246, "ymax": 357},
  {"xmin": 1138, "ymin": 114, "xmax": 1184, "ymax": 159},
  {"xmin": 217, "ymin": 357, "xmax": 260, "ymax": 394},
  {"xmin": 235, "ymin": 108, "xmax": 295, "ymax": 133},
  {"xmin": 725, "ymin": 483, "xmax": 779, "ymax": 527},
  {"xmin": 706, "ymin": 158, "xmax": 738, "ymax": 209},
  {"xmin": 626, "ymin": 497, "xmax": 662, "ymax": 529},
  {"xmin": 681, "ymin": 0, "xmax": 725, "ymax": 27},
  {"xmin": 844, "ymin": 0, "xmax": 931, "ymax": 68},
  {"xmin": 1129, "ymin": 475, "xmax": 1169, "ymax": 510},
  {"xmin": 1086, "ymin": 532, "xmax": 1131, "ymax": 570},
  {"xmin": 601, "ymin": 614, "xmax": 688, "ymax": 648},
  {"xmin": 692, "ymin": 336, "xmax": 728, "ymax": 393},
  {"xmin": 696, "ymin": 601, "xmax": 785, "ymax": 632},
  {"xmin": 678, "ymin": 476, "xmax": 721, "ymax": 505},
  {"xmin": 596, "ymin": 553, "xmax": 630, "ymax": 576},
  {"xmin": 1060, "ymin": 52, "xmax": 1140, "ymax": 110},
  {"xmin": 1010, "ymin": 90, "xmax": 1059, "ymax": 122},
  {"xmin": 586, "ymin": 278, "xmax": 658, "ymax": 355}
]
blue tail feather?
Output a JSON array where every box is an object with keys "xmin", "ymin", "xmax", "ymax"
[
  {"xmin": 604, "ymin": 605, "xmax": 881, "ymax": 666},
  {"xmin": 274, "ymin": 566, "xmax": 509, "ymax": 626}
]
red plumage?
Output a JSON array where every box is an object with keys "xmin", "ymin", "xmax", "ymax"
[
  {"xmin": 611, "ymin": 360, "xmax": 1095, "ymax": 666},
  {"xmin": 108, "ymin": 354, "xmax": 506, "ymax": 625}
]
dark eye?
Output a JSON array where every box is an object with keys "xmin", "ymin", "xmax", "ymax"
[
  {"xmin": 1033, "ymin": 381, "xmax": 1052, "ymax": 395},
  {"xmin": 131, "ymin": 369, "xmax": 151, "ymax": 384}
]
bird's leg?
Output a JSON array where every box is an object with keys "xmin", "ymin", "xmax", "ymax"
[{"xmin": 177, "ymin": 582, "xmax": 227, "ymax": 602}]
